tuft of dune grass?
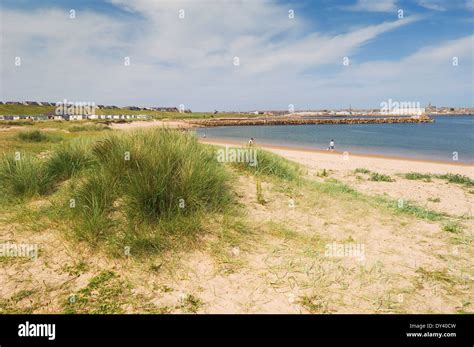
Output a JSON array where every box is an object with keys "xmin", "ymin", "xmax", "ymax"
[
  {"xmin": 16, "ymin": 130, "xmax": 63, "ymax": 143},
  {"xmin": 0, "ymin": 153, "xmax": 54, "ymax": 198},
  {"xmin": 228, "ymin": 146, "xmax": 301, "ymax": 181},
  {"xmin": 17, "ymin": 130, "xmax": 49, "ymax": 142},
  {"xmin": 369, "ymin": 172, "xmax": 394, "ymax": 182},
  {"xmin": 46, "ymin": 140, "xmax": 93, "ymax": 180},
  {"xmin": 1, "ymin": 129, "xmax": 235, "ymax": 254},
  {"xmin": 68, "ymin": 129, "xmax": 234, "ymax": 251}
]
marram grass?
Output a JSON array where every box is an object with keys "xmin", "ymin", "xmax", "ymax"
[
  {"xmin": 0, "ymin": 153, "xmax": 54, "ymax": 198},
  {"xmin": 229, "ymin": 146, "xmax": 301, "ymax": 181},
  {"xmin": 69, "ymin": 129, "xmax": 234, "ymax": 250}
]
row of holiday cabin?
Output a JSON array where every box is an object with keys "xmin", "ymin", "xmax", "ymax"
[{"xmin": 0, "ymin": 114, "xmax": 151, "ymax": 121}]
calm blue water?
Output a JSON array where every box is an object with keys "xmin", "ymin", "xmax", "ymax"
[{"xmin": 196, "ymin": 116, "xmax": 474, "ymax": 163}]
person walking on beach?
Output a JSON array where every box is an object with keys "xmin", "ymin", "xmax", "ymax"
[
  {"xmin": 249, "ymin": 137, "xmax": 255, "ymax": 146},
  {"xmin": 328, "ymin": 139, "xmax": 335, "ymax": 151}
]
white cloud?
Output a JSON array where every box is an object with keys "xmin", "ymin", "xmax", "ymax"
[
  {"xmin": 417, "ymin": 0, "xmax": 446, "ymax": 11},
  {"xmin": 0, "ymin": 1, "xmax": 470, "ymax": 110},
  {"xmin": 345, "ymin": 0, "xmax": 398, "ymax": 12},
  {"xmin": 319, "ymin": 35, "xmax": 474, "ymax": 107}
]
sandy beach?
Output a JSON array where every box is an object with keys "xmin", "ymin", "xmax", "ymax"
[
  {"xmin": 1, "ymin": 124, "xmax": 472, "ymax": 315},
  {"xmin": 200, "ymin": 138, "xmax": 474, "ymax": 172},
  {"xmin": 201, "ymin": 138, "xmax": 474, "ymax": 217},
  {"xmin": 109, "ymin": 119, "xmax": 193, "ymax": 130}
]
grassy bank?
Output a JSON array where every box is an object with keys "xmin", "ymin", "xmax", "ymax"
[
  {"xmin": 0, "ymin": 103, "xmax": 258, "ymax": 120},
  {"xmin": 1, "ymin": 129, "xmax": 235, "ymax": 256}
]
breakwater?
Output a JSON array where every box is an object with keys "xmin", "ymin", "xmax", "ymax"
[{"xmin": 188, "ymin": 115, "xmax": 434, "ymax": 127}]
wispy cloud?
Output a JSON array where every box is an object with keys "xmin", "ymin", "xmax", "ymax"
[
  {"xmin": 417, "ymin": 0, "xmax": 446, "ymax": 11},
  {"xmin": 344, "ymin": 0, "xmax": 398, "ymax": 12},
  {"xmin": 0, "ymin": 0, "xmax": 471, "ymax": 109}
]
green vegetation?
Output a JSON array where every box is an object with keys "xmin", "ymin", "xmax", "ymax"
[
  {"xmin": 442, "ymin": 221, "xmax": 464, "ymax": 234},
  {"xmin": 0, "ymin": 120, "xmax": 35, "ymax": 128},
  {"xmin": 69, "ymin": 124, "xmax": 110, "ymax": 132},
  {"xmin": 307, "ymin": 178, "xmax": 444, "ymax": 221},
  {"xmin": 369, "ymin": 172, "xmax": 394, "ymax": 182},
  {"xmin": 416, "ymin": 267, "xmax": 460, "ymax": 285},
  {"xmin": 178, "ymin": 294, "xmax": 204, "ymax": 313},
  {"xmin": 256, "ymin": 178, "xmax": 265, "ymax": 204},
  {"xmin": 0, "ymin": 103, "xmax": 261, "ymax": 121},
  {"xmin": 298, "ymin": 294, "xmax": 330, "ymax": 313},
  {"xmin": 0, "ymin": 153, "xmax": 54, "ymax": 198},
  {"xmin": 72, "ymin": 168, "xmax": 117, "ymax": 242},
  {"xmin": 393, "ymin": 201, "xmax": 444, "ymax": 221},
  {"xmin": 310, "ymin": 179, "xmax": 359, "ymax": 197},
  {"xmin": 11, "ymin": 289, "xmax": 36, "ymax": 303},
  {"xmin": 354, "ymin": 168, "xmax": 371, "ymax": 174},
  {"xmin": 17, "ymin": 130, "xmax": 64, "ymax": 143},
  {"xmin": 0, "ymin": 289, "xmax": 38, "ymax": 314},
  {"xmin": 97, "ymin": 109, "xmax": 259, "ymax": 120},
  {"xmin": 2, "ymin": 129, "xmax": 234, "ymax": 255},
  {"xmin": 0, "ymin": 139, "xmax": 91, "ymax": 199},
  {"xmin": 317, "ymin": 168, "xmax": 329, "ymax": 177},
  {"xmin": 18, "ymin": 130, "xmax": 49, "ymax": 142},
  {"xmin": 230, "ymin": 147, "xmax": 301, "ymax": 181},
  {"xmin": 0, "ymin": 104, "xmax": 55, "ymax": 115},
  {"xmin": 67, "ymin": 129, "xmax": 233, "ymax": 253},
  {"xmin": 64, "ymin": 271, "xmax": 128, "ymax": 314},
  {"xmin": 47, "ymin": 140, "xmax": 92, "ymax": 180},
  {"xmin": 403, "ymin": 172, "xmax": 474, "ymax": 187},
  {"xmin": 436, "ymin": 173, "xmax": 474, "ymax": 187},
  {"xmin": 62, "ymin": 261, "xmax": 89, "ymax": 276},
  {"xmin": 404, "ymin": 172, "xmax": 432, "ymax": 181}
]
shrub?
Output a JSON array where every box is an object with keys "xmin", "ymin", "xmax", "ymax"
[
  {"xmin": 0, "ymin": 153, "xmax": 54, "ymax": 197},
  {"xmin": 404, "ymin": 172, "xmax": 432, "ymax": 181},
  {"xmin": 17, "ymin": 130, "xmax": 49, "ymax": 142},
  {"xmin": 436, "ymin": 174, "xmax": 474, "ymax": 187},
  {"xmin": 46, "ymin": 141, "xmax": 92, "ymax": 180},
  {"xmin": 317, "ymin": 169, "xmax": 328, "ymax": 177},
  {"xmin": 443, "ymin": 221, "xmax": 463, "ymax": 234},
  {"xmin": 72, "ymin": 169, "xmax": 118, "ymax": 242},
  {"xmin": 71, "ymin": 129, "xmax": 233, "ymax": 246},
  {"xmin": 369, "ymin": 172, "xmax": 394, "ymax": 182},
  {"xmin": 354, "ymin": 168, "xmax": 370, "ymax": 174}
]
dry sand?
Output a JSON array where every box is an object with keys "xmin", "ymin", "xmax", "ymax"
[
  {"xmin": 109, "ymin": 120, "xmax": 193, "ymax": 130},
  {"xmin": 201, "ymin": 139, "xmax": 474, "ymax": 217}
]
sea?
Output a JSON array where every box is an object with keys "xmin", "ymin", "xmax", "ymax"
[{"xmin": 195, "ymin": 115, "xmax": 474, "ymax": 163}]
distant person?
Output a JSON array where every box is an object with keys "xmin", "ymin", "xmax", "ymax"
[
  {"xmin": 328, "ymin": 139, "xmax": 335, "ymax": 151},
  {"xmin": 249, "ymin": 137, "xmax": 254, "ymax": 146},
  {"xmin": 202, "ymin": 133, "xmax": 206, "ymax": 138}
]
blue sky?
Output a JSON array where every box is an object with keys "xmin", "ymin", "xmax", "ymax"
[{"xmin": 1, "ymin": 0, "xmax": 473, "ymax": 111}]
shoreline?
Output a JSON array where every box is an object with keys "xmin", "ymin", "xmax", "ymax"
[
  {"xmin": 65, "ymin": 119, "xmax": 473, "ymax": 168},
  {"xmin": 199, "ymin": 138, "xmax": 474, "ymax": 168}
]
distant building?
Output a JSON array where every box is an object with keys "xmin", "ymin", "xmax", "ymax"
[{"xmin": 153, "ymin": 107, "xmax": 179, "ymax": 112}]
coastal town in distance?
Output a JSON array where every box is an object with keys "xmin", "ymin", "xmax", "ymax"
[{"xmin": 1, "ymin": 100, "xmax": 473, "ymax": 121}]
